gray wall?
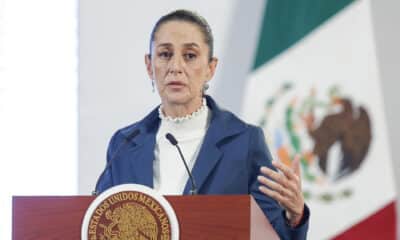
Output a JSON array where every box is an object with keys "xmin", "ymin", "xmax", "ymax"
[{"xmin": 370, "ymin": 1, "xmax": 400, "ymax": 238}]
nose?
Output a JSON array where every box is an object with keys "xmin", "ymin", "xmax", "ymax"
[{"xmin": 168, "ymin": 55, "xmax": 183, "ymax": 74}]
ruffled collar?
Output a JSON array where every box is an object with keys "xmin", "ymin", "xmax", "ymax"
[{"xmin": 158, "ymin": 98, "xmax": 207, "ymax": 124}]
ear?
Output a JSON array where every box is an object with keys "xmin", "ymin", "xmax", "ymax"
[
  {"xmin": 206, "ymin": 57, "xmax": 218, "ymax": 81},
  {"xmin": 145, "ymin": 54, "xmax": 154, "ymax": 80}
]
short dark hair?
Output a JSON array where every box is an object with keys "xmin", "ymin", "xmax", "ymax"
[{"xmin": 149, "ymin": 9, "xmax": 214, "ymax": 62}]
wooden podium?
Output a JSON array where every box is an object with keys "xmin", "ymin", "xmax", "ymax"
[{"xmin": 13, "ymin": 195, "xmax": 279, "ymax": 239}]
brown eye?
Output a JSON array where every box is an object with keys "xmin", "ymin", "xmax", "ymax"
[
  {"xmin": 158, "ymin": 51, "xmax": 172, "ymax": 59},
  {"xmin": 184, "ymin": 53, "xmax": 197, "ymax": 61}
]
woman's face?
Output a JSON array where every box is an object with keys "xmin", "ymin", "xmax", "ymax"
[{"xmin": 145, "ymin": 20, "xmax": 217, "ymax": 113}]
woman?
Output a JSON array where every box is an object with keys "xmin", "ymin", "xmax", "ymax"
[{"xmin": 96, "ymin": 9, "xmax": 309, "ymax": 240}]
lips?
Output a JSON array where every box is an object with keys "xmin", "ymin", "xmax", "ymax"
[
  {"xmin": 167, "ymin": 81, "xmax": 185, "ymax": 86},
  {"xmin": 166, "ymin": 81, "xmax": 186, "ymax": 90}
]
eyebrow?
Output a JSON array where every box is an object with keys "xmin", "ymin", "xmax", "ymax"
[
  {"xmin": 183, "ymin": 43, "xmax": 200, "ymax": 49},
  {"xmin": 156, "ymin": 42, "xmax": 201, "ymax": 49}
]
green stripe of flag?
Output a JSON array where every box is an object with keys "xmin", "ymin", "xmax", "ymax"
[{"xmin": 253, "ymin": 0, "xmax": 355, "ymax": 70}]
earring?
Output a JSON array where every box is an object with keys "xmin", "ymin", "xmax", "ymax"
[
  {"xmin": 201, "ymin": 83, "xmax": 209, "ymax": 96},
  {"xmin": 203, "ymin": 83, "xmax": 209, "ymax": 92},
  {"xmin": 151, "ymin": 80, "xmax": 155, "ymax": 93}
]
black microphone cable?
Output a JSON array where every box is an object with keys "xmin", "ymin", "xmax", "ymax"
[{"xmin": 165, "ymin": 133, "xmax": 197, "ymax": 195}]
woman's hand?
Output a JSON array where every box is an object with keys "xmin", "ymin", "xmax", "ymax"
[{"xmin": 257, "ymin": 156, "xmax": 305, "ymax": 227}]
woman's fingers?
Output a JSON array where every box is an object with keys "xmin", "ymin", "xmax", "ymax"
[
  {"xmin": 257, "ymin": 175, "xmax": 294, "ymax": 199},
  {"xmin": 258, "ymin": 159, "xmax": 305, "ymax": 219}
]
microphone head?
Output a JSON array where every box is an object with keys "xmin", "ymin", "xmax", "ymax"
[{"xmin": 165, "ymin": 133, "xmax": 178, "ymax": 145}]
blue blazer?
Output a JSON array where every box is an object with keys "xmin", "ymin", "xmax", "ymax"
[{"xmin": 96, "ymin": 96, "xmax": 309, "ymax": 240}]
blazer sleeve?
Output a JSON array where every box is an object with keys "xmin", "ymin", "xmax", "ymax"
[{"xmin": 248, "ymin": 126, "xmax": 309, "ymax": 240}]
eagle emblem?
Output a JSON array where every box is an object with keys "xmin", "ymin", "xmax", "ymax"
[
  {"xmin": 99, "ymin": 202, "xmax": 158, "ymax": 240},
  {"xmin": 259, "ymin": 83, "xmax": 372, "ymax": 202}
]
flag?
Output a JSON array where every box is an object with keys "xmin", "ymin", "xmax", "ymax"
[{"xmin": 242, "ymin": 0, "xmax": 397, "ymax": 239}]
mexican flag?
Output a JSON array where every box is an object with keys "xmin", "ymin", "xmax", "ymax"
[{"xmin": 241, "ymin": 0, "xmax": 397, "ymax": 239}]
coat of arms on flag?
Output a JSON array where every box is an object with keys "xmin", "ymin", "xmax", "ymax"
[{"xmin": 257, "ymin": 83, "xmax": 372, "ymax": 203}]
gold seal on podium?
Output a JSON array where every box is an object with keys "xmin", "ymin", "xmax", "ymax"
[{"xmin": 81, "ymin": 184, "xmax": 179, "ymax": 240}]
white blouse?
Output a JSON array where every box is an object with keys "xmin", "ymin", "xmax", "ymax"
[{"xmin": 153, "ymin": 99, "xmax": 211, "ymax": 195}]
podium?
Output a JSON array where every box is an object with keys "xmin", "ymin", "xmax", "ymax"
[{"xmin": 13, "ymin": 195, "xmax": 279, "ymax": 239}]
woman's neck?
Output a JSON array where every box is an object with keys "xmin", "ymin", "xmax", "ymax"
[
  {"xmin": 158, "ymin": 97, "xmax": 209, "ymax": 128},
  {"xmin": 162, "ymin": 98, "xmax": 204, "ymax": 118}
]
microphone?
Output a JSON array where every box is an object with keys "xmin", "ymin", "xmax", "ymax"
[
  {"xmin": 165, "ymin": 133, "xmax": 197, "ymax": 195},
  {"xmin": 92, "ymin": 129, "xmax": 141, "ymax": 195}
]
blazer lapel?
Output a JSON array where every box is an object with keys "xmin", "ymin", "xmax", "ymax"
[
  {"xmin": 183, "ymin": 122, "xmax": 223, "ymax": 194},
  {"xmin": 123, "ymin": 108, "xmax": 160, "ymax": 188},
  {"xmin": 129, "ymin": 133, "xmax": 155, "ymax": 188},
  {"xmin": 183, "ymin": 96, "xmax": 246, "ymax": 194}
]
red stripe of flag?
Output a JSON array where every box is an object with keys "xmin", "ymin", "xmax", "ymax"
[{"xmin": 333, "ymin": 201, "xmax": 397, "ymax": 240}]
